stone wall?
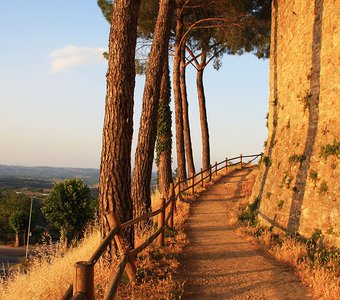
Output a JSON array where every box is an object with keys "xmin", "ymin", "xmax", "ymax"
[{"xmin": 251, "ymin": 0, "xmax": 339, "ymax": 246}]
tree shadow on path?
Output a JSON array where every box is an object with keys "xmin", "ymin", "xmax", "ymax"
[{"xmin": 177, "ymin": 168, "xmax": 312, "ymax": 299}]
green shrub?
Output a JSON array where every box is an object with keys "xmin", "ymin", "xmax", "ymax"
[
  {"xmin": 320, "ymin": 141, "xmax": 340, "ymax": 159},
  {"xmin": 289, "ymin": 154, "xmax": 306, "ymax": 164},
  {"xmin": 254, "ymin": 225, "xmax": 266, "ymax": 237},
  {"xmin": 238, "ymin": 197, "xmax": 260, "ymax": 227},
  {"xmin": 299, "ymin": 91, "xmax": 312, "ymax": 111},
  {"xmin": 319, "ymin": 181, "xmax": 328, "ymax": 194},
  {"xmin": 309, "ymin": 170, "xmax": 318, "ymax": 182},
  {"xmin": 263, "ymin": 156, "xmax": 272, "ymax": 167},
  {"xmin": 300, "ymin": 229, "xmax": 340, "ymax": 270},
  {"xmin": 276, "ymin": 200, "xmax": 284, "ymax": 210}
]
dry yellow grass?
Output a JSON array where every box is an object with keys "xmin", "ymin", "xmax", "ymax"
[
  {"xmin": 237, "ymin": 223, "xmax": 339, "ymax": 300},
  {"xmin": 270, "ymin": 236, "xmax": 339, "ymax": 300},
  {"xmin": 0, "ymin": 167, "xmax": 236, "ymax": 299},
  {"xmin": 0, "ymin": 227, "xmax": 103, "ymax": 300},
  {"xmin": 234, "ymin": 166, "xmax": 339, "ymax": 300}
]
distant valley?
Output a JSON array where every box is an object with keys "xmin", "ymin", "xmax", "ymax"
[
  {"xmin": 0, "ymin": 165, "xmax": 158, "ymax": 191},
  {"xmin": 0, "ymin": 165, "xmax": 100, "ymax": 190}
]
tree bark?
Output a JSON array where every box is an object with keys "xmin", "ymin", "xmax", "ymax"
[
  {"xmin": 173, "ymin": 7, "xmax": 187, "ymax": 181},
  {"xmin": 180, "ymin": 46, "xmax": 196, "ymax": 177},
  {"xmin": 99, "ymin": 0, "xmax": 141, "ymax": 253},
  {"xmin": 14, "ymin": 232, "xmax": 21, "ymax": 247},
  {"xmin": 131, "ymin": 0, "xmax": 174, "ymax": 216},
  {"xmin": 156, "ymin": 58, "xmax": 173, "ymax": 199},
  {"xmin": 196, "ymin": 50, "xmax": 210, "ymax": 171}
]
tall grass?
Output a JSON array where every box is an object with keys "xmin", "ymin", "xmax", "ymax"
[
  {"xmin": 0, "ymin": 165, "xmax": 243, "ymax": 299},
  {"xmin": 0, "ymin": 227, "xmax": 103, "ymax": 299}
]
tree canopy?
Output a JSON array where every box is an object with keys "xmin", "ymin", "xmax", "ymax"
[{"xmin": 42, "ymin": 178, "xmax": 95, "ymax": 244}]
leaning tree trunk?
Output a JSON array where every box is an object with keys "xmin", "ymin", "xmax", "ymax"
[
  {"xmin": 180, "ymin": 46, "xmax": 195, "ymax": 177},
  {"xmin": 173, "ymin": 7, "xmax": 187, "ymax": 181},
  {"xmin": 156, "ymin": 58, "xmax": 173, "ymax": 199},
  {"xmin": 99, "ymin": 0, "xmax": 141, "ymax": 253},
  {"xmin": 131, "ymin": 0, "xmax": 174, "ymax": 217},
  {"xmin": 197, "ymin": 51, "xmax": 210, "ymax": 171}
]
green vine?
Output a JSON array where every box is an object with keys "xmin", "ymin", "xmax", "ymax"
[{"xmin": 155, "ymin": 70, "xmax": 172, "ymax": 166}]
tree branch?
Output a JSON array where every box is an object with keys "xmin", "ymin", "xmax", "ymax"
[
  {"xmin": 185, "ymin": 46, "xmax": 201, "ymax": 68},
  {"xmin": 204, "ymin": 47, "xmax": 226, "ymax": 68},
  {"xmin": 178, "ymin": 17, "xmax": 244, "ymax": 53}
]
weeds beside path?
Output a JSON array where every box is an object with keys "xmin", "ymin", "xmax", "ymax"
[{"xmin": 177, "ymin": 167, "xmax": 313, "ymax": 299}]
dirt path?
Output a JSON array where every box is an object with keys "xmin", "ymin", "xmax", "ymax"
[{"xmin": 177, "ymin": 167, "xmax": 312, "ymax": 300}]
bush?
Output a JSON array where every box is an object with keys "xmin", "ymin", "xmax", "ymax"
[
  {"xmin": 262, "ymin": 156, "xmax": 271, "ymax": 167},
  {"xmin": 320, "ymin": 141, "xmax": 340, "ymax": 159},
  {"xmin": 299, "ymin": 91, "xmax": 312, "ymax": 111},
  {"xmin": 319, "ymin": 181, "xmax": 328, "ymax": 194},
  {"xmin": 289, "ymin": 154, "xmax": 306, "ymax": 164},
  {"xmin": 300, "ymin": 229, "xmax": 340, "ymax": 270},
  {"xmin": 238, "ymin": 197, "xmax": 260, "ymax": 227}
]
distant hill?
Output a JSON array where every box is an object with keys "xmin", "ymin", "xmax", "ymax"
[
  {"xmin": 0, "ymin": 165, "xmax": 158, "ymax": 191},
  {"xmin": 0, "ymin": 165, "xmax": 100, "ymax": 188}
]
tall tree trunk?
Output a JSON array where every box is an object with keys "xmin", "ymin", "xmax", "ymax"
[
  {"xmin": 131, "ymin": 0, "xmax": 174, "ymax": 216},
  {"xmin": 156, "ymin": 58, "xmax": 173, "ymax": 199},
  {"xmin": 180, "ymin": 46, "xmax": 196, "ymax": 177},
  {"xmin": 173, "ymin": 7, "xmax": 187, "ymax": 181},
  {"xmin": 14, "ymin": 232, "xmax": 21, "ymax": 247},
  {"xmin": 99, "ymin": 0, "xmax": 141, "ymax": 253},
  {"xmin": 197, "ymin": 51, "xmax": 210, "ymax": 171}
]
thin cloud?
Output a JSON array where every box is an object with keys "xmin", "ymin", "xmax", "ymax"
[{"xmin": 49, "ymin": 45, "xmax": 106, "ymax": 74}]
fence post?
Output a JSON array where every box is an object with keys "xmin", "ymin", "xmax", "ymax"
[
  {"xmin": 209, "ymin": 165, "xmax": 212, "ymax": 182},
  {"xmin": 201, "ymin": 168, "xmax": 204, "ymax": 187},
  {"xmin": 191, "ymin": 175, "xmax": 195, "ymax": 195},
  {"xmin": 215, "ymin": 161, "xmax": 217, "ymax": 176},
  {"xmin": 157, "ymin": 197, "xmax": 166, "ymax": 246},
  {"xmin": 106, "ymin": 212, "xmax": 136, "ymax": 282},
  {"xmin": 73, "ymin": 261, "xmax": 94, "ymax": 300},
  {"xmin": 169, "ymin": 183, "xmax": 175, "ymax": 228},
  {"xmin": 240, "ymin": 154, "xmax": 243, "ymax": 168},
  {"xmin": 225, "ymin": 157, "xmax": 228, "ymax": 172}
]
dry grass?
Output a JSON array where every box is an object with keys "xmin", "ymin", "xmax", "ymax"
[
  {"xmin": 233, "ymin": 167, "xmax": 339, "ymax": 300},
  {"xmin": 0, "ymin": 226, "xmax": 103, "ymax": 300},
  {"xmin": 272, "ymin": 236, "xmax": 339, "ymax": 300},
  {"xmin": 238, "ymin": 226, "xmax": 339, "ymax": 300},
  {"xmin": 0, "ymin": 167, "xmax": 237, "ymax": 299}
]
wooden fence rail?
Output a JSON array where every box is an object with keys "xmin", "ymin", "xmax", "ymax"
[{"xmin": 62, "ymin": 153, "xmax": 262, "ymax": 300}]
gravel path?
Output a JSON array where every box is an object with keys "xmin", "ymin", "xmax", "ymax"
[{"xmin": 178, "ymin": 167, "xmax": 312, "ymax": 300}]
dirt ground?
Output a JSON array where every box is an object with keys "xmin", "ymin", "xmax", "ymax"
[{"xmin": 177, "ymin": 167, "xmax": 313, "ymax": 300}]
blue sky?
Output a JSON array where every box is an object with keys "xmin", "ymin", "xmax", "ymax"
[{"xmin": 0, "ymin": 1, "xmax": 269, "ymax": 170}]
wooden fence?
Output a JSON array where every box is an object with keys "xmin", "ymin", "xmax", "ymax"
[{"xmin": 62, "ymin": 153, "xmax": 262, "ymax": 300}]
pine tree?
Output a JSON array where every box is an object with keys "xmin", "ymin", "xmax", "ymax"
[
  {"xmin": 131, "ymin": 0, "xmax": 175, "ymax": 216},
  {"xmin": 98, "ymin": 0, "xmax": 141, "ymax": 252}
]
